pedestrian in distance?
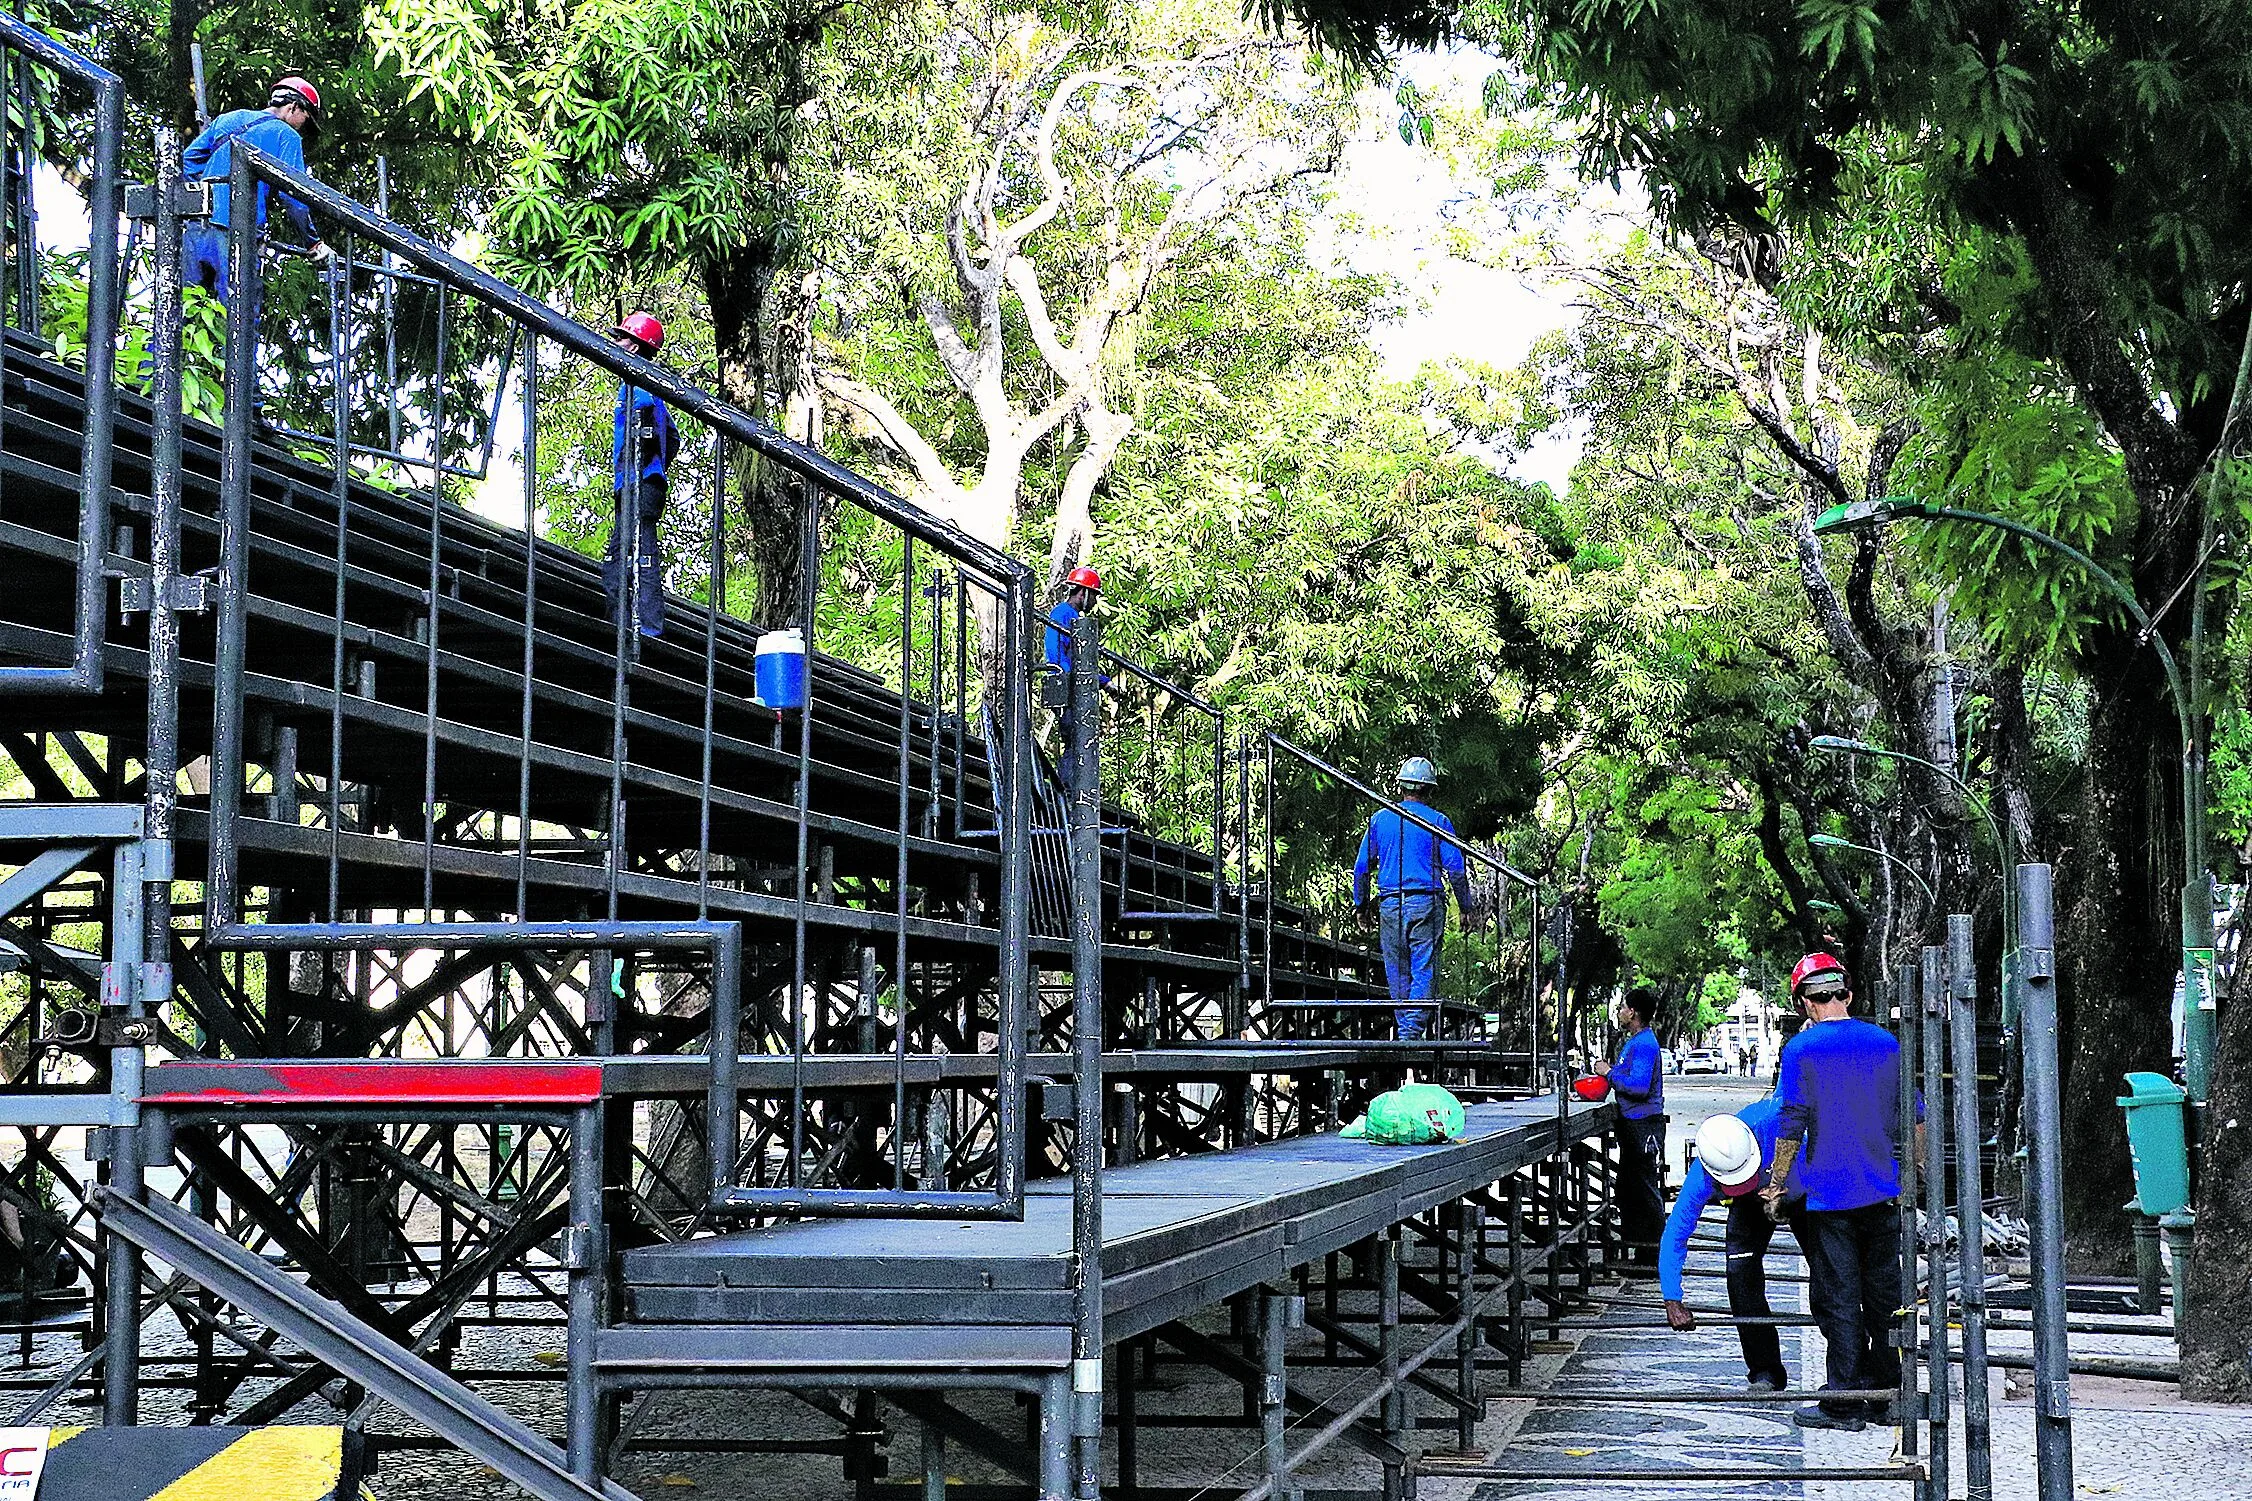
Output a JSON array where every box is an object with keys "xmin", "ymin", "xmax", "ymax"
[
  {"xmin": 1604, "ymin": 986, "xmax": 1666, "ymax": 1272},
  {"xmin": 605, "ymin": 313, "xmax": 679, "ymax": 646},
  {"xmin": 1660, "ymin": 1105, "xmax": 1807, "ymax": 1391},
  {"xmin": 181, "ymin": 76, "xmax": 332, "ymax": 329},
  {"xmin": 1761, "ymin": 951, "xmax": 1919, "ymax": 1433},
  {"xmin": 1351, "ymin": 758, "xmax": 1476, "ymax": 1041}
]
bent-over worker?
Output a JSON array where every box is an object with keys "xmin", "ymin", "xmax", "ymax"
[{"xmin": 1660, "ymin": 1103, "xmax": 1806, "ymax": 1390}]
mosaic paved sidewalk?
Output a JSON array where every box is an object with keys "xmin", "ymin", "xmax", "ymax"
[{"xmin": 1471, "ymin": 1213, "xmax": 1831, "ymax": 1499}]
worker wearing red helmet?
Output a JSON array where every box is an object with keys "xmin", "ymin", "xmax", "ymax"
[
  {"xmin": 605, "ymin": 313, "xmax": 679, "ymax": 643},
  {"xmin": 1043, "ymin": 565, "xmax": 1111, "ymax": 790},
  {"xmin": 1763, "ymin": 951, "xmax": 1919, "ymax": 1433},
  {"xmin": 181, "ymin": 76, "xmax": 331, "ymax": 322},
  {"xmin": 1043, "ymin": 566, "xmax": 1110, "ymax": 682}
]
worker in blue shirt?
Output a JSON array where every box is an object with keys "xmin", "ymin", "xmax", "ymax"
[
  {"xmin": 1043, "ymin": 566, "xmax": 1110, "ymax": 680},
  {"xmin": 1352, "ymin": 758, "xmax": 1475, "ymax": 1041},
  {"xmin": 181, "ymin": 77, "xmax": 331, "ymax": 331},
  {"xmin": 1762, "ymin": 952, "xmax": 1915, "ymax": 1432},
  {"xmin": 1604, "ymin": 986, "xmax": 1667, "ymax": 1271},
  {"xmin": 1659, "ymin": 1103, "xmax": 1806, "ymax": 1390},
  {"xmin": 605, "ymin": 312, "xmax": 679, "ymax": 644},
  {"xmin": 1043, "ymin": 566, "xmax": 1110, "ymax": 790}
]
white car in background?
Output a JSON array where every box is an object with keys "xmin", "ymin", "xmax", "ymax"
[{"xmin": 1682, "ymin": 1050, "xmax": 1727, "ymax": 1075}]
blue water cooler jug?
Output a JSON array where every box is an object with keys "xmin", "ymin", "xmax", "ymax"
[{"xmin": 755, "ymin": 628, "xmax": 806, "ymax": 710}]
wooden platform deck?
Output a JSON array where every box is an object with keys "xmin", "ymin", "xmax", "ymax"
[{"xmin": 601, "ymin": 1096, "xmax": 1610, "ymax": 1377}]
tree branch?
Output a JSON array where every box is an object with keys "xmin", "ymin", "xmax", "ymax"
[{"xmin": 818, "ymin": 372, "xmax": 964, "ymax": 508}]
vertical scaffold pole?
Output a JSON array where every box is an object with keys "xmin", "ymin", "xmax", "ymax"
[
  {"xmin": 1067, "ymin": 607, "xmax": 1105, "ymax": 1499},
  {"xmin": 1949, "ymin": 912, "xmax": 1995, "ymax": 1501},
  {"xmin": 2016, "ymin": 863, "xmax": 2073, "ymax": 1501},
  {"xmin": 1376, "ymin": 1229, "xmax": 1403, "ymax": 1501},
  {"xmin": 1921, "ymin": 945, "xmax": 1951, "ymax": 1501},
  {"xmin": 1456, "ymin": 1200, "xmax": 1483, "ymax": 1452},
  {"xmin": 1260, "ymin": 1285, "xmax": 1296, "ymax": 1501},
  {"xmin": 565, "ymin": 1101, "xmax": 604, "ymax": 1483},
  {"xmin": 1892, "ymin": 962, "xmax": 1923, "ymax": 1492}
]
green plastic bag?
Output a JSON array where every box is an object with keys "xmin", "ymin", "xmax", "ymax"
[{"xmin": 1340, "ymin": 1083, "xmax": 1467, "ymax": 1145}]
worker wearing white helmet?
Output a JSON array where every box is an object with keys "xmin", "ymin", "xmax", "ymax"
[
  {"xmin": 1351, "ymin": 757, "xmax": 1477, "ymax": 1040},
  {"xmin": 1658, "ymin": 1101, "xmax": 1805, "ymax": 1392}
]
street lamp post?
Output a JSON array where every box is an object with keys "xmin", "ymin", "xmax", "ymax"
[
  {"xmin": 1813, "ymin": 496, "xmax": 2215, "ymax": 1103},
  {"xmin": 1807, "ymin": 736, "xmax": 2016, "ymax": 997},
  {"xmin": 1809, "ymin": 831, "xmax": 1938, "ymax": 911}
]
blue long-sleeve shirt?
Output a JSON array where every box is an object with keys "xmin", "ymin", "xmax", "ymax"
[
  {"xmin": 183, "ymin": 109, "xmax": 319, "ymax": 245},
  {"xmin": 1042, "ymin": 600, "xmax": 1109, "ymax": 686},
  {"xmin": 1352, "ymin": 799, "xmax": 1472, "ymax": 909},
  {"xmin": 1658, "ymin": 1097, "xmax": 1796, "ymax": 1300},
  {"xmin": 1607, "ymin": 1026, "xmax": 1664, "ymax": 1121},
  {"xmin": 1775, "ymin": 1017, "xmax": 1922, "ymax": 1211},
  {"xmin": 613, "ymin": 382, "xmax": 677, "ymax": 490}
]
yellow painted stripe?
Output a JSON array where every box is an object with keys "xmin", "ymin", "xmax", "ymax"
[
  {"xmin": 46, "ymin": 1426, "xmax": 87, "ymax": 1447},
  {"xmin": 145, "ymin": 1427, "xmax": 342, "ymax": 1501}
]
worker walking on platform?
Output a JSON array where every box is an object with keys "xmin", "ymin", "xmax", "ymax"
[
  {"xmin": 1044, "ymin": 566, "xmax": 1110, "ymax": 788},
  {"xmin": 1604, "ymin": 986, "xmax": 1666, "ymax": 1272},
  {"xmin": 607, "ymin": 312, "xmax": 679, "ymax": 643},
  {"xmin": 181, "ymin": 76, "xmax": 332, "ymax": 327},
  {"xmin": 1351, "ymin": 758, "xmax": 1474, "ymax": 1041},
  {"xmin": 1761, "ymin": 952, "xmax": 1912, "ymax": 1433},
  {"xmin": 1660, "ymin": 1105, "xmax": 1805, "ymax": 1390}
]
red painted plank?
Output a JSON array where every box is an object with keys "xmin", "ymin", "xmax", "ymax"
[{"xmin": 141, "ymin": 1059, "xmax": 604, "ymax": 1106}]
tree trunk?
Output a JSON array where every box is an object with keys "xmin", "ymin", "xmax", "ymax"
[
  {"xmin": 704, "ymin": 246, "xmax": 806, "ymax": 626},
  {"xmin": 2183, "ymin": 970, "xmax": 2252, "ymax": 1398},
  {"xmin": 2059, "ymin": 643, "xmax": 2180, "ymax": 1268}
]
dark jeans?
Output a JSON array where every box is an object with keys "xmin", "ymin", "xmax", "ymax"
[
  {"xmin": 1802, "ymin": 1200, "xmax": 1904, "ymax": 1415},
  {"xmin": 1615, "ymin": 1113, "xmax": 1666, "ymax": 1269},
  {"xmin": 183, "ymin": 223, "xmax": 261, "ymax": 379},
  {"xmin": 1725, "ymin": 1195, "xmax": 1807, "ymax": 1386},
  {"xmin": 1377, "ymin": 891, "xmax": 1442, "ymax": 1039},
  {"xmin": 603, "ymin": 477, "xmax": 667, "ymax": 639}
]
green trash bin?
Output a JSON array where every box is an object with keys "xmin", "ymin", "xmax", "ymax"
[{"xmin": 2116, "ymin": 1071, "xmax": 2190, "ymax": 1216}]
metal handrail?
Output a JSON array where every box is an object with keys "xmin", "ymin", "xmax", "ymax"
[
  {"xmin": 199, "ymin": 143, "xmax": 1033, "ymax": 1221},
  {"xmin": 0, "ymin": 15, "xmax": 120, "ymax": 695}
]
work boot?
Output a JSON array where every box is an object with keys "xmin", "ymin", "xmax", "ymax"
[
  {"xmin": 1745, "ymin": 1375, "xmax": 1782, "ymax": 1393},
  {"xmin": 1791, "ymin": 1405, "xmax": 1865, "ymax": 1433}
]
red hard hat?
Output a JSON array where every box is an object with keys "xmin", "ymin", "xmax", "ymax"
[
  {"xmin": 614, "ymin": 312, "xmax": 665, "ymax": 354},
  {"xmin": 1065, "ymin": 565, "xmax": 1102, "ymax": 592},
  {"xmin": 1571, "ymin": 1075, "xmax": 1611, "ymax": 1102},
  {"xmin": 270, "ymin": 76, "xmax": 321, "ymax": 114},
  {"xmin": 1789, "ymin": 951, "xmax": 1849, "ymax": 998}
]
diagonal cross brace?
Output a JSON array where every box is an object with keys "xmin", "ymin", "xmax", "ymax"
[
  {"xmin": 1155, "ymin": 1320, "xmax": 1405, "ymax": 1466},
  {"xmin": 93, "ymin": 1188, "xmax": 630, "ymax": 1501},
  {"xmin": 0, "ymin": 845, "xmax": 98, "ymax": 921}
]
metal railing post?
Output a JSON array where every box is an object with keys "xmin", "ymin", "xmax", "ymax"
[
  {"xmin": 1920, "ymin": 945, "xmax": 1950, "ymax": 1501},
  {"xmin": 0, "ymin": 17, "xmax": 119, "ymax": 695},
  {"xmin": 1891, "ymin": 962, "xmax": 1922, "ymax": 1485},
  {"xmin": 204, "ymin": 144, "xmax": 262, "ymax": 932},
  {"xmin": 1948, "ymin": 913, "xmax": 1994, "ymax": 1501},
  {"xmin": 1067, "ymin": 607, "xmax": 1104, "ymax": 1498},
  {"xmin": 100, "ymin": 839, "xmax": 148, "ymax": 1423},
  {"xmin": 2016, "ymin": 864, "xmax": 2073, "ymax": 1501}
]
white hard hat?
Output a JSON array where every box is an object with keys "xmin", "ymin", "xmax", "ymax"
[{"xmin": 1694, "ymin": 1114, "xmax": 1762, "ymax": 1195}]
